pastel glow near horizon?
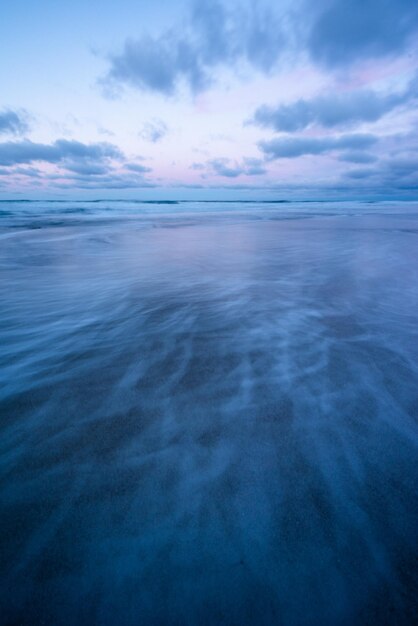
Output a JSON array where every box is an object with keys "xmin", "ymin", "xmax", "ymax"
[{"xmin": 1, "ymin": 0, "xmax": 418, "ymax": 199}]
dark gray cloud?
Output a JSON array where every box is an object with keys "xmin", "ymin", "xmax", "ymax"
[
  {"xmin": 0, "ymin": 139, "xmax": 154, "ymax": 190},
  {"xmin": 339, "ymin": 152, "xmax": 378, "ymax": 164},
  {"xmin": 100, "ymin": 0, "xmax": 418, "ymax": 99},
  {"xmin": 0, "ymin": 109, "xmax": 30, "ymax": 135},
  {"xmin": 242, "ymin": 157, "xmax": 268, "ymax": 175},
  {"xmin": 209, "ymin": 157, "xmax": 267, "ymax": 177},
  {"xmin": 190, "ymin": 162, "xmax": 205, "ymax": 171},
  {"xmin": 103, "ymin": 0, "xmax": 286, "ymax": 95},
  {"xmin": 259, "ymin": 133, "xmax": 378, "ymax": 159},
  {"xmin": 333, "ymin": 136, "xmax": 418, "ymax": 190},
  {"xmin": 191, "ymin": 0, "xmax": 284, "ymax": 72},
  {"xmin": 0, "ymin": 139, "xmax": 122, "ymax": 166},
  {"xmin": 12, "ymin": 166, "xmax": 42, "ymax": 177},
  {"xmin": 139, "ymin": 119, "xmax": 168, "ymax": 143},
  {"xmin": 210, "ymin": 158, "xmax": 243, "ymax": 177},
  {"xmin": 253, "ymin": 73, "xmax": 418, "ymax": 132},
  {"xmin": 387, "ymin": 157, "xmax": 418, "ymax": 175},
  {"xmin": 1, "ymin": 163, "xmax": 154, "ymax": 192},
  {"xmin": 124, "ymin": 162, "xmax": 152, "ymax": 173},
  {"xmin": 340, "ymin": 154, "xmax": 418, "ymax": 191},
  {"xmin": 344, "ymin": 168, "xmax": 378, "ymax": 179},
  {"xmin": 253, "ymin": 91, "xmax": 399, "ymax": 132},
  {"xmin": 189, "ymin": 154, "xmax": 418, "ymax": 195},
  {"xmin": 64, "ymin": 163, "xmax": 111, "ymax": 176},
  {"xmin": 52, "ymin": 173, "xmax": 156, "ymax": 190},
  {"xmin": 101, "ymin": 0, "xmax": 418, "ymax": 100},
  {"xmin": 105, "ymin": 34, "xmax": 204, "ymax": 95},
  {"xmin": 308, "ymin": 0, "xmax": 418, "ymax": 67},
  {"xmin": 382, "ymin": 156, "xmax": 418, "ymax": 185}
]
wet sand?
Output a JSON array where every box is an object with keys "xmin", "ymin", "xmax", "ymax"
[{"xmin": 0, "ymin": 201, "xmax": 417, "ymax": 625}]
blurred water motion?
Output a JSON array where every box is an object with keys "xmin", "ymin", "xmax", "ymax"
[{"xmin": 1, "ymin": 200, "xmax": 418, "ymax": 625}]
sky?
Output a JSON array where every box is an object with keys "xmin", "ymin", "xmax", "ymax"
[{"xmin": 1, "ymin": 0, "xmax": 418, "ymax": 200}]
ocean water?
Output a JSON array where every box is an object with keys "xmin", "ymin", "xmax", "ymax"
[{"xmin": 0, "ymin": 200, "xmax": 417, "ymax": 625}]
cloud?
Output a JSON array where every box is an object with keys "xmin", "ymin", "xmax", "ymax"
[
  {"xmin": 252, "ymin": 73, "xmax": 418, "ymax": 132},
  {"xmin": 191, "ymin": 0, "xmax": 285, "ymax": 72},
  {"xmin": 105, "ymin": 34, "xmax": 204, "ymax": 95},
  {"xmin": 102, "ymin": 0, "xmax": 286, "ymax": 96},
  {"xmin": 1, "ymin": 164, "xmax": 154, "ymax": 192},
  {"xmin": 8, "ymin": 166, "xmax": 42, "ymax": 177},
  {"xmin": 124, "ymin": 162, "xmax": 152, "ymax": 173},
  {"xmin": 308, "ymin": 0, "xmax": 418, "ymax": 67},
  {"xmin": 338, "ymin": 154, "xmax": 418, "ymax": 193},
  {"xmin": 344, "ymin": 167, "xmax": 378, "ymax": 179},
  {"xmin": 63, "ymin": 162, "xmax": 111, "ymax": 176},
  {"xmin": 383, "ymin": 156, "xmax": 418, "ymax": 185},
  {"xmin": 208, "ymin": 157, "xmax": 267, "ymax": 177},
  {"xmin": 0, "ymin": 139, "xmax": 154, "ymax": 190},
  {"xmin": 339, "ymin": 152, "xmax": 378, "ymax": 164},
  {"xmin": 242, "ymin": 157, "xmax": 268, "ymax": 175},
  {"xmin": 0, "ymin": 166, "xmax": 42, "ymax": 181},
  {"xmin": 97, "ymin": 126, "xmax": 115, "ymax": 137},
  {"xmin": 259, "ymin": 133, "xmax": 378, "ymax": 159},
  {"xmin": 190, "ymin": 162, "xmax": 205, "ymax": 171},
  {"xmin": 210, "ymin": 159, "xmax": 243, "ymax": 177},
  {"xmin": 0, "ymin": 139, "xmax": 122, "ymax": 166},
  {"xmin": 101, "ymin": 0, "xmax": 418, "ymax": 100},
  {"xmin": 386, "ymin": 157, "xmax": 418, "ymax": 175},
  {"xmin": 253, "ymin": 91, "xmax": 398, "ymax": 132},
  {"xmin": 139, "ymin": 119, "xmax": 168, "ymax": 143},
  {"xmin": 51, "ymin": 174, "xmax": 156, "ymax": 190},
  {"xmin": 0, "ymin": 109, "xmax": 30, "ymax": 135}
]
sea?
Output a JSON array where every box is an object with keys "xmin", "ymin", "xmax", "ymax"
[{"xmin": 0, "ymin": 199, "xmax": 417, "ymax": 625}]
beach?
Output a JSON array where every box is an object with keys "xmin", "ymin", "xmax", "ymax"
[{"xmin": 0, "ymin": 200, "xmax": 417, "ymax": 625}]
